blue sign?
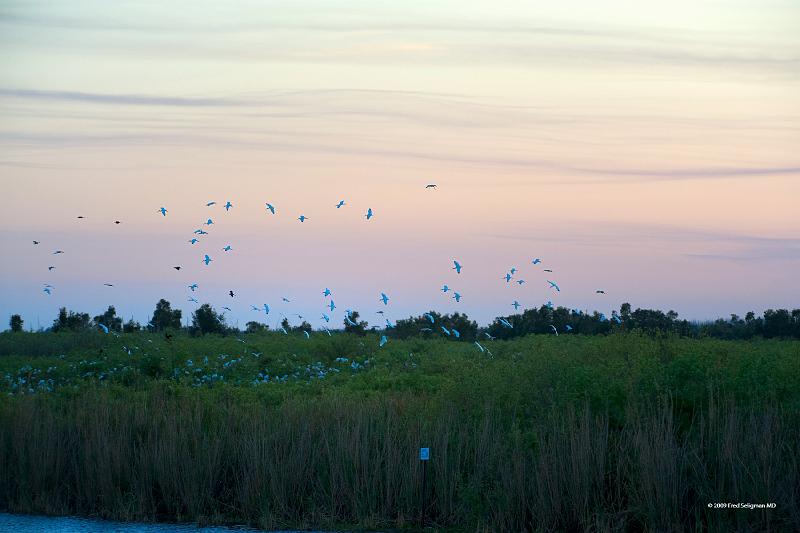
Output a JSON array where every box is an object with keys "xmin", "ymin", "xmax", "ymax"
[{"xmin": 420, "ymin": 447, "xmax": 430, "ymax": 461}]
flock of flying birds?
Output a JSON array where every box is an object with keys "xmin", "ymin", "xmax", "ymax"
[{"xmin": 31, "ymin": 183, "xmax": 612, "ymax": 350}]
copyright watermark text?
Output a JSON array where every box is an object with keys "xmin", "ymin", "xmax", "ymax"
[{"xmin": 708, "ymin": 502, "xmax": 776, "ymax": 509}]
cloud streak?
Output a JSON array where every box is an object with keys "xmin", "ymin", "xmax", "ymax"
[
  {"xmin": 0, "ymin": 88, "xmax": 245, "ymax": 107},
  {"xmin": 2, "ymin": 128, "xmax": 797, "ymax": 182},
  {"xmin": 571, "ymin": 165, "xmax": 800, "ymax": 180},
  {"xmin": 489, "ymin": 222, "xmax": 800, "ymax": 262}
]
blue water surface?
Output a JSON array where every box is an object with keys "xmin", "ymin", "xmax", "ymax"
[{"xmin": 0, "ymin": 513, "xmax": 325, "ymax": 532}]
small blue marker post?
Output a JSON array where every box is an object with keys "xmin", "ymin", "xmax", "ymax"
[{"xmin": 420, "ymin": 447, "xmax": 429, "ymax": 527}]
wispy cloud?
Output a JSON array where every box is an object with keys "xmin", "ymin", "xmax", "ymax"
[
  {"xmin": 1, "ymin": 127, "xmax": 797, "ymax": 183},
  {"xmin": 0, "ymin": 88, "xmax": 245, "ymax": 107},
  {"xmin": 571, "ymin": 165, "xmax": 800, "ymax": 181},
  {"xmin": 2, "ymin": 5, "xmax": 796, "ymax": 74},
  {"xmin": 1, "ymin": 88, "xmax": 796, "ymax": 183},
  {"xmin": 489, "ymin": 222, "xmax": 800, "ymax": 262}
]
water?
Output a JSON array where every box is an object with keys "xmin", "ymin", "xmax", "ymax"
[{"xmin": 0, "ymin": 513, "xmax": 313, "ymax": 532}]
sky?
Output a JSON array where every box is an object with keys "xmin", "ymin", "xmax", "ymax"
[{"xmin": 1, "ymin": 0, "xmax": 799, "ymax": 330}]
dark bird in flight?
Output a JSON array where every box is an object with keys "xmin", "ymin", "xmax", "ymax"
[
  {"xmin": 48, "ymin": 266, "xmax": 55, "ymax": 270},
  {"xmin": 425, "ymin": 184, "xmax": 437, "ymax": 189},
  {"xmin": 53, "ymin": 250, "xmax": 64, "ymax": 254},
  {"xmin": 222, "ymin": 306, "xmax": 231, "ymax": 311},
  {"xmin": 173, "ymin": 266, "xmax": 182, "ymax": 270},
  {"xmin": 229, "ymin": 290, "xmax": 235, "ymax": 298},
  {"xmin": 77, "ymin": 216, "xmax": 84, "ymax": 219},
  {"xmin": 104, "ymin": 283, "xmax": 114, "ymax": 287},
  {"xmin": 596, "ymin": 290, "xmax": 605, "ymax": 294},
  {"xmin": 114, "ymin": 221, "xmax": 121, "ymax": 224},
  {"xmin": 33, "ymin": 240, "xmax": 39, "ymax": 245},
  {"xmin": 543, "ymin": 269, "xmax": 553, "ymax": 272}
]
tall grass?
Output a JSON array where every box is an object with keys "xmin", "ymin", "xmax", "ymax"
[
  {"xmin": 1, "ymin": 332, "xmax": 798, "ymax": 530},
  {"xmin": 1, "ymin": 387, "xmax": 797, "ymax": 532}
]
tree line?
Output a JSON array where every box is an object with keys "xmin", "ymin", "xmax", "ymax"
[{"xmin": 6, "ymin": 300, "xmax": 800, "ymax": 339}]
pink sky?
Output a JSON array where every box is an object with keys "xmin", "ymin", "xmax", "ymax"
[{"xmin": 1, "ymin": 1, "xmax": 798, "ymax": 329}]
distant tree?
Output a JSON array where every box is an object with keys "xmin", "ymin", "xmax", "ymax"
[
  {"xmin": 51, "ymin": 307, "xmax": 91, "ymax": 332},
  {"xmin": 9, "ymin": 314, "xmax": 23, "ymax": 332},
  {"xmin": 763, "ymin": 309, "xmax": 793, "ymax": 338},
  {"xmin": 292, "ymin": 320, "xmax": 313, "ymax": 334},
  {"xmin": 245, "ymin": 321, "xmax": 268, "ymax": 333},
  {"xmin": 395, "ymin": 311, "xmax": 477, "ymax": 341},
  {"xmin": 343, "ymin": 310, "xmax": 368, "ymax": 336},
  {"xmin": 191, "ymin": 303, "xmax": 226, "ymax": 336},
  {"xmin": 440, "ymin": 312, "xmax": 478, "ymax": 340},
  {"xmin": 280, "ymin": 317, "xmax": 291, "ymax": 332},
  {"xmin": 93, "ymin": 306, "xmax": 123, "ymax": 332},
  {"xmin": 148, "ymin": 299, "xmax": 182, "ymax": 332},
  {"xmin": 123, "ymin": 319, "xmax": 142, "ymax": 333}
]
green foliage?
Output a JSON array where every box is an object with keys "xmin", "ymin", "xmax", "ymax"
[
  {"xmin": 483, "ymin": 303, "xmax": 800, "ymax": 340},
  {"xmin": 0, "ymin": 330, "xmax": 798, "ymax": 531},
  {"xmin": 394, "ymin": 310, "xmax": 478, "ymax": 341},
  {"xmin": 9, "ymin": 315, "xmax": 23, "ymax": 333},
  {"xmin": 343, "ymin": 310, "xmax": 368, "ymax": 336},
  {"xmin": 122, "ymin": 319, "xmax": 141, "ymax": 333},
  {"xmin": 51, "ymin": 307, "xmax": 91, "ymax": 332},
  {"xmin": 148, "ymin": 299, "xmax": 182, "ymax": 332},
  {"xmin": 245, "ymin": 321, "xmax": 268, "ymax": 333},
  {"xmin": 140, "ymin": 354, "xmax": 165, "ymax": 379},
  {"xmin": 93, "ymin": 306, "xmax": 123, "ymax": 333},
  {"xmin": 190, "ymin": 303, "xmax": 226, "ymax": 336}
]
